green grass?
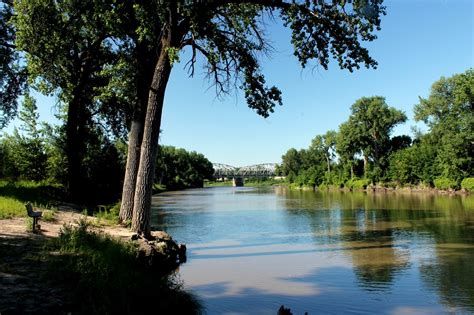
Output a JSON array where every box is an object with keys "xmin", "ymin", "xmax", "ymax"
[
  {"xmin": 0, "ymin": 196, "xmax": 25, "ymax": 219},
  {"xmin": 0, "ymin": 179, "xmax": 63, "ymax": 209},
  {"xmin": 42, "ymin": 209, "xmax": 56, "ymax": 222},
  {"xmin": 45, "ymin": 220, "xmax": 202, "ymax": 314},
  {"xmin": 92, "ymin": 202, "xmax": 120, "ymax": 226}
]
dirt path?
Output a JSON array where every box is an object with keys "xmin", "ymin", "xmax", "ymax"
[
  {"xmin": 0, "ymin": 206, "xmax": 134, "ymax": 314},
  {"xmin": 1, "ymin": 205, "xmax": 134, "ymax": 240}
]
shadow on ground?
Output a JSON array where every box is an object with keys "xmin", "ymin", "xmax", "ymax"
[{"xmin": 0, "ymin": 233, "xmax": 67, "ymax": 314}]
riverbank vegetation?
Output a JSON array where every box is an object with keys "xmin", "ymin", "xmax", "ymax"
[
  {"xmin": 205, "ymin": 178, "xmax": 283, "ymax": 187},
  {"xmin": 45, "ymin": 221, "xmax": 201, "ymax": 314},
  {"xmin": 0, "ymin": 217, "xmax": 201, "ymax": 314},
  {"xmin": 277, "ymin": 70, "xmax": 473, "ymax": 192}
]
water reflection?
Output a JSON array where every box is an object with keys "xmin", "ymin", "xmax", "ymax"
[{"xmin": 152, "ymin": 187, "xmax": 474, "ymax": 314}]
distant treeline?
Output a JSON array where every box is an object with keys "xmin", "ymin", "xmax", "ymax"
[
  {"xmin": 155, "ymin": 145, "xmax": 214, "ymax": 191},
  {"xmin": 276, "ymin": 69, "xmax": 473, "ymax": 191},
  {"xmin": 0, "ymin": 96, "xmax": 214, "ymax": 205}
]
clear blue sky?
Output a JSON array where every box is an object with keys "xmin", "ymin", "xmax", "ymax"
[{"xmin": 7, "ymin": 0, "xmax": 474, "ymax": 167}]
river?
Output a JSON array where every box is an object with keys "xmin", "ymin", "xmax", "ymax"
[{"xmin": 151, "ymin": 186, "xmax": 474, "ymax": 314}]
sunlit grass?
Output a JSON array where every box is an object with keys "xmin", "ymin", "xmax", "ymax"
[
  {"xmin": 0, "ymin": 196, "xmax": 25, "ymax": 219},
  {"xmin": 42, "ymin": 209, "xmax": 56, "ymax": 221},
  {"xmin": 0, "ymin": 179, "xmax": 63, "ymax": 209}
]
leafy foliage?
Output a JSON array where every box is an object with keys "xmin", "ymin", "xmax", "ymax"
[
  {"xmin": 345, "ymin": 178, "xmax": 371, "ymax": 190},
  {"xmin": 434, "ymin": 178, "xmax": 458, "ymax": 190},
  {"xmin": 337, "ymin": 96, "xmax": 407, "ymax": 180},
  {"xmin": 155, "ymin": 145, "xmax": 214, "ymax": 190},
  {"xmin": 277, "ymin": 70, "xmax": 472, "ymax": 190},
  {"xmin": 461, "ymin": 178, "xmax": 474, "ymax": 191},
  {"xmin": 0, "ymin": 1, "xmax": 26, "ymax": 129},
  {"xmin": 388, "ymin": 140, "xmax": 437, "ymax": 185},
  {"xmin": 1, "ymin": 94, "xmax": 48, "ymax": 180},
  {"xmin": 414, "ymin": 69, "xmax": 473, "ymax": 181}
]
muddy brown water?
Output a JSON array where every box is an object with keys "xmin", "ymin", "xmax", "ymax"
[{"xmin": 151, "ymin": 186, "xmax": 474, "ymax": 314}]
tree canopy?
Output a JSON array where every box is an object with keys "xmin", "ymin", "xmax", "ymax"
[
  {"xmin": 414, "ymin": 69, "xmax": 473, "ymax": 181},
  {"xmin": 0, "ymin": 1, "xmax": 25, "ymax": 128}
]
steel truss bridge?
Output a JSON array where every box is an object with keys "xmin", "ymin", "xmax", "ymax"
[{"xmin": 213, "ymin": 163, "xmax": 278, "ymax": 179}]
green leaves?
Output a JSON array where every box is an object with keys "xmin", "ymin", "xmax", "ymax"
[
  {"xmin": 281, "ymin": 0, "xmax": 385, "ymax": 71},
  {"xmin": 414, "ymin": 69, "xmax": 473, "ymax": 181},
  {"xmin": 155, "ymin": 145, "xmax": 213, "ymax": 190},
  {"xmin": 337, "ymin": 96, "xmax": 407, "ymax": 180},
  {"xmin": 0, "ymin": 1, "xmax": 26, "ymax": 129}
]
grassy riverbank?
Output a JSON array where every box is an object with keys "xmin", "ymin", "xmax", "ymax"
[
  {"xmin": 48, "ymin": 221, "xmax": 201, "ymax": 314},
  {"xmin": 205, "ymin": 177, "xmax": 472, "ymax": 195},
  {"xmin": 0, "ymin": 180, "xmax": 203, "ymax": 314},
  {"xmin": 0, "ymin": 180, "xmax": 63, "ymax": 218},
  {"xmin": 288, "ymin": 180, "xmax": 473, "ymax": 195}
]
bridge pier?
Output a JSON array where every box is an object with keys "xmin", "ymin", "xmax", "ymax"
[{"xmin": 232, "ymin": 177, "xmax": 244, "ymax": 187}]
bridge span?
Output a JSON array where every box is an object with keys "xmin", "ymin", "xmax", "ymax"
[{"xmin": 212, "ymin": 163, "xmax": 278, "ymax": 181}]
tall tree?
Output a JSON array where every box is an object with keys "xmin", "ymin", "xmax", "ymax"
[
  {"xmin": 336, "ymin": 121, "xmax": 360, "ymax": 179},
  {"xmin": 14, "ymin": 0, "xmax": 119, "ymax": 201},
  {"xmin": 126, "ymin": 0, "xmax": 386, "ymax": 237},
  {"xmin": 280, "ymin": 148, "xmax": 302, "ymax": 178},
  {"xmin": 2, "ymin": 94, "xmax": 48, "ymax": 180},
  {"xmin": 338, "ymin": 96, "xmax": 406, "ymax": 179},
  {"xmin": 414, "ymin": 69, "xmax": 473, "ymax": 180},
  {"xmin": 116, "ymin": 2, "xmax": 162, "ymax": 223},
  {"xmin": 311, "ymin": 130, "xmax": 337, "ymax": 173}
]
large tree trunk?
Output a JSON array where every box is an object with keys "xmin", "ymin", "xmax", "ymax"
[
  {"xmin": 65, "ymin": 87, "xmax": 88, "ymax": 203},
  {"xmin": 363, "ymin": 154, "xmax": 368, "ymax": 178},
  {"xmin": 131, "ymin": 45, "xmax": 172, "ymax": 237},
  {"xmin": 119, "ymin": 116, "xmax": 143, "ymax": 222},
  {"xmin": 65, "ymin": 97, "xmax": 81, "ymax": 202},
  {"xmin": 119, "ymin": 42, "xmax": 158, "ymax": 223}
]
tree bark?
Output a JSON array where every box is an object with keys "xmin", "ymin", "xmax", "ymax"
[
  {"xmin": 119, "ymin": 116, "xmax": 143, "ymax": 222},
  {"xmin": 65, "ymin": 96, "xmax": 81, "ymax": 202},
  {"xmin": 131, "ymin": 43, "xmax": 172, "ymax": 237},
  {"xmin": 363, "ymin": 153, "xmax": 368, "ymax": 178},
  {"xmin": 119, "ymin": 41, "xmax": 158, "ymax": 223},
  {"xmin": 65, "ymin": 84, "xmax": 88, "ymax": 202}
]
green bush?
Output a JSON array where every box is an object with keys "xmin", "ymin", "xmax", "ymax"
[
  {"xmin": 318, "ymin": 183, "xmax": 328, "ymax": 190},
  {"xmin": 93, "ymin": 203, "xmax": 120, "ymax": 225},
  {"xmin": 434, "ymin": 177, "xmax": 458, "ymax": 190},
  {"xmin": 461, "ymin": 178, "xmax": 474, "ymax": 191},
  {"xmin": 345, "ymin": 178, "xmax": 371, "ymax": 190}
]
